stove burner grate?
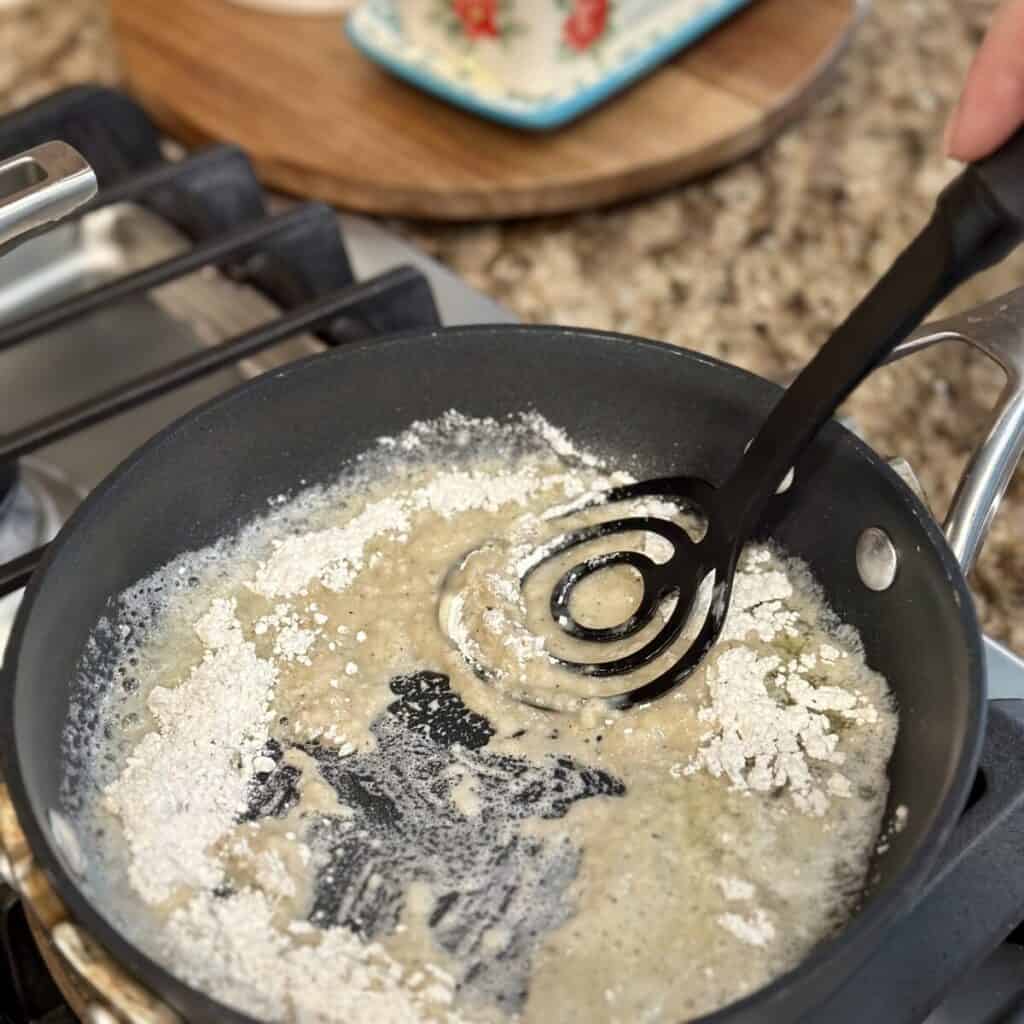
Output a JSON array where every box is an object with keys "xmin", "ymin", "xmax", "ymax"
[{"xmin": 0, "ymin": 87, "xmax": 440, "ymax": 600}]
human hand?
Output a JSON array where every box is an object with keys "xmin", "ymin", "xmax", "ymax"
[{"xmin": 946, "ymin": 0, "xmax": 1024, "ymax": 160}]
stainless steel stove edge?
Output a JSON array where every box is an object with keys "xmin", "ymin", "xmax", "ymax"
[{"xmin": 985, "ymin": 635, "xmax": 1024, "ymax": 701}]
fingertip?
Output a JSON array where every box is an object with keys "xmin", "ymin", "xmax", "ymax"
[
  {"xmin": 945, "ymin": 0, "xmax": 1024, "ymax": 161},
  {"xmin": 945, "ymin": 107, "xmax": 1024, "ymax": 162}
]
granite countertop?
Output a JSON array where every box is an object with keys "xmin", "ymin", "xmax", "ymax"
[{"xmin": 2, "ymin": 0, "xmax": 1022, "ymax": 654}]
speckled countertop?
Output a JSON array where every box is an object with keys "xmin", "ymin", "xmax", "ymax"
[{"xmin": 2, "ymin": 0, "xmax": 1022, "ymax": 653}]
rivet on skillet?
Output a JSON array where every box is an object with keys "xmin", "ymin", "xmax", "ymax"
[{"xmin": 856, "ymin": 527, "xmax": 899, "ymax": 591}]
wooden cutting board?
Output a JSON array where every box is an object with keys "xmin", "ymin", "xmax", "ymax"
[{"xmin": 110, "ymin": 0, "xmax": 863, "ymax": 221}]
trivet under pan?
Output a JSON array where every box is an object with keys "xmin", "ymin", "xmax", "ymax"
[{"xmin": 109, "ymin": 0, "xmax": 861, "ymax": 220}]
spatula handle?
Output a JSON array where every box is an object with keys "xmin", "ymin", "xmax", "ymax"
[
  {"xmin": 972, "ymin": 123, "xmax": 1024, "ymax": 234},
  {"xmin": 715, "ymin": 126, "xmax": 1024, "ymax": 538}
]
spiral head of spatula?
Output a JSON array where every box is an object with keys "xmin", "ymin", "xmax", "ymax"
[
  {"xmin": 523, "ymin": 478, "xmax": 737, "ymax": 709},
  {"xmin": 441, "ymin": 475, "xmax": 739, "ymax": 712}
]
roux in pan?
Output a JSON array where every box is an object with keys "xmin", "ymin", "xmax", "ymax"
[{"xmin": 74, "ymin": 412, "xmax": 897, "ymax": 1023}]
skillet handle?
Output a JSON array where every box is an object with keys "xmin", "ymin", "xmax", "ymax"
[{"xmin": 888, "ymin": 285, "xmax": 1024, "ymax": 575}]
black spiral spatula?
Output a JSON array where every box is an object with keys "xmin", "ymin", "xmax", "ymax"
[{"xmin": 515, "ymin": 128, "xmax": 1024, "ymax": 711}]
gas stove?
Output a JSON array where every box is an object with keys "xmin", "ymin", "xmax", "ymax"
[{"xmin": 0, "ymin": 86, "xmax": 1023, "ymax": 1024}]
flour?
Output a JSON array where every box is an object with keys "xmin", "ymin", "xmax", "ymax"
[
  {"xmin": 260, "ymin": 604, "xmax": 322, "ymax": 666},
  {"xmin": 102, "ymin": 597, "xmax": 277, "ymax": 904},
  {"xmin": 75, "ymin": 410, "xmax": 898, "ymax": 1024},
  {"xmin": 719, "ymin": 551, "xmax": 800, "ymax": 643},
  {"xmin": 251, "ymin": 497, "xmax": 412, "ymax": 599},
  {"xmin": 164, "ymin": 886, "xmax": 464, "ymax": 1024},
  {"xmin": 443, "ymin": 592, "xmax": 486, "ymax": 670},
  {"xmin": 685, "ymin": 647, "xmax": 845, "ymax": 816},
  {"xmin": 684, "ymin": 549, "xmax": 885, "ymax": 817},
  {"xmin": 411, "ymin": 466, "xmax": 558, "ymax": 519},
  {"xmin": 717, "ymin": 909, "xmax": 777, "ymax": 948}
]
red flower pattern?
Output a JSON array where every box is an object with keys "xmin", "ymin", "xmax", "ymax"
[
  {"xmin": 563, "ymin": 0, "xmax": 608, "ymax": 50},
  {"xmin": 453, "ymin": 0, "xmax": 499, "ymax": 38}
]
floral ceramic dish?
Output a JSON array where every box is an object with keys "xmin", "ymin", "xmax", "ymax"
[{"xmin": 346, "ymin": 0, "xmax": 756, "ymax": 131}]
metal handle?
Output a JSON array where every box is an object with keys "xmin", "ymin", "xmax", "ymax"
[
  {"xmin": 888, "ymin": 286, "xmax": 1024, "ymax": 574},
  {"xmin": 0, "ymin": 141, "xmax": 96, "ymax": 257}
]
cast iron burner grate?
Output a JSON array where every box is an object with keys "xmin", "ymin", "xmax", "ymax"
[
  {"xmin": 0, "ymin": 86, "xmax": 1023, "ymax": 1024},
  {"xmin": 0, "ymin": 85, "xmax": 439, "ymax": 597}
]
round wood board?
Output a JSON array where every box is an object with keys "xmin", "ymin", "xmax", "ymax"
[{"xmin": 110, "ymin": 0, "xmax": 863, "ymax": 221}]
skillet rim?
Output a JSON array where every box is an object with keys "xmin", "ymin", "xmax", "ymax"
[{"xmin": 0, "ymin": 323, "xmax": 987, "ymax": 1023}]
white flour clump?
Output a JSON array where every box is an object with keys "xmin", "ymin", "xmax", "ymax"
[
  {"xmin": 165, "ymin": 887, "xmax": 464, "ymax": 1024},
  {"xmin": 720, "ymin": 549, "xmax": 800, "ymax": 643},
  {"xmin": 717, "ymin": 909, "xmax": 777, "ymax": 948},
  {"xmin": 686, "ymin": 547, "xmax": 886, "ymax": 817},
  {"xmin": 252, "ymin": 497, "xmax": 412, "ymax": 599},
  {"xmin": 103, "ymin": 597, "xmax": 276, "ymax": 904},
  {"xmin": 687, "ymin": 646, "xmax": 845, "ymax": 816}
]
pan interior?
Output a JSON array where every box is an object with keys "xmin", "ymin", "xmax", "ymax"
[{"xmin": 3, "ymin": 325, "xmax": 982, "ymax": 1022}]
